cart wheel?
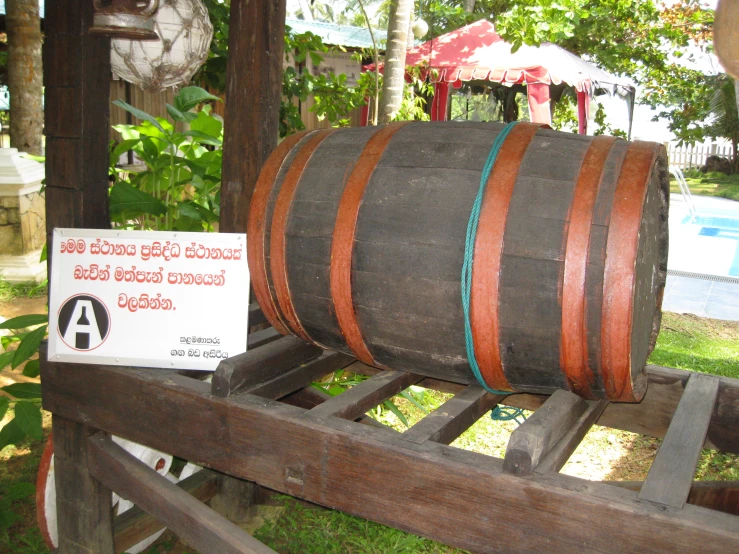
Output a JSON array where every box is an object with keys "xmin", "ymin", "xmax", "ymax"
[{"xmin": 36, "ymin": 434, "xmax": 175, "ymax": 552}]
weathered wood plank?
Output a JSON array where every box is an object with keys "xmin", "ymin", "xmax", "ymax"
[
  {"xmin": 248, "ymin": 303, "xmax": 267, "ymax": 328},
  {"xmin": 114, "ymin": 469, "xmax": 217, "ymax": 553},
  {"xmin": 535, "ymin": 399, "xmax": 610, "ymax": 474},
  {"xmin": 41, "ymin": 361, "xmax": 739, "ymax": 553},
  {"xmin": 87, "ymin": 434, "xmax": 275, "ymax": 554},
  {"xmin": 504, "ymin": 389, "xmax": 589, "ymax": 475},
  {"xmin": 246, "ymin": 327, "xmax": 282, "ymax": 350},
  {"xmin": 210, "ymin": 473, "xmax": 258, "ymax": 523},
  {"xmin": 212, "ymin": 336, "xmax": 322, "ymax": 397},
  {"xmin": 306, "ymin": 370, "xmax": 422, "ymax": 421},
  {"xmin": 611, "ymin": 481, "xmax": 739, "ymax": 516},
  {"xmin": 402, "ymin": 386, "xmax": 502, "ymax": 445},
  {"xmin": 639, "ymin": 372, "xmax": 720, "ymax": 508},
  {"xmin": 246, "ymin": 351, "xmax": 355, "ymax": 400},
  {"xmin": 220, "ymin": 0, "xmax": 286, "ymax": 233},
  {"xmin": 52, "ymin": 416, "xmax": 115, "ymax": 554}
]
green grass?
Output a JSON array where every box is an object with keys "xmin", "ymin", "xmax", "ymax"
[
  {"xmin": 0, "ymin": 278, "xmax": 47, "ymax": 304},
  {"xmin": 252, "ymin": 495, "xmax": 466, "ymax": 554},
  {"xmin": 669, "ymin": 170, "xmax": 739, "ymax": 201},
  {"xmin": 648, "ymin": 312, "xmax": 739, "ymax": 379}
]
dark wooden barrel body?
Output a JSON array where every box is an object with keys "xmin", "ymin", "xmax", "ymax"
[{"xmin": 248, "ymin": 122, "xmax": 668, "ymax": 402}]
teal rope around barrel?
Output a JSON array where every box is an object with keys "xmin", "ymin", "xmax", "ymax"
[{"xmin": 460, "ymin": 121, "xmax": 526, "ymax": 424}]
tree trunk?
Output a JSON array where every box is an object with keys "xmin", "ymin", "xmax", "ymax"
[
  {"xmin": 464, "ymin": 0, "xmax": 476, "ymax": 12},
  {"xmin": 6, "ymin": 0, "xmax": 43, "ymax": 156},
  {"xmin": 379, "ymin": 0, "xmax": 413, "ymax": 123},
  {"xmin": 734, "ymin": 79, "xmax": 739, "ymax": 172}
]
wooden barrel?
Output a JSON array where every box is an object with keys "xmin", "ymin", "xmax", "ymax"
[{"xmin": 247, "ymin": 122, "xmax": 668, "ymax": 402}]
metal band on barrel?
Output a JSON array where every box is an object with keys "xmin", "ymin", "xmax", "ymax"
[
  {"xmin": 601, "ymin": 141, "xmax": 657, "ymax": 402},
  {"xmin": 330, "ymin": 123, "xmax": 409, "ymax": 366},
  {"xmin": 471, "ymin": 122, "xmax": 542, "ymax": 392},
  {"xmin": 270, "ymin": 129, "xmax": 336, "ymax": 345},
  {"xmin": 560, "ymin": 136, "xmax": 617, "ymax": 398},
  {"xmin": 247, "ymin": 131, "xmax": 313, "ymax": 335}
]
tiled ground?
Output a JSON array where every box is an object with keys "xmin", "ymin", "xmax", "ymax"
[{"xmin": 664, "ymin": 193, "xmax": 739, "ymax": 320}]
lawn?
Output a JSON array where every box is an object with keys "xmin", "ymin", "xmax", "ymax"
[
  {"xmin": 670, "ymin": 169, "xmax": 739, "ymax": 202},
  {"xmin": 1, "ymin": 273, "xmax": 738, "ymax": 553}
]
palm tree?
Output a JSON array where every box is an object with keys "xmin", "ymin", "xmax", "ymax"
[
  {"xmin": 6, "ymin": 0, "xmax": 43, "ymax": 155},
  {"xmin": 378, "ymin": 0, "xmax": 413, "ymax": 123},
  {"xmin": 706, "ymin": 74, "xmax": 739, "ymax": 172}
]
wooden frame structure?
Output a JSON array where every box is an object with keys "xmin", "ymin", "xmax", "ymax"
[{"xmin": 41, "ymin": 1, "xmax": 739, "ymax": 553}]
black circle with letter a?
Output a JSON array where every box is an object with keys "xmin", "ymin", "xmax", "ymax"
[{"xmin": 57, "ymin": 294, "xmax": 111, "ymax": 351}]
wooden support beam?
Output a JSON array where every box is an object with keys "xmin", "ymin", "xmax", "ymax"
[
  {"xmin": 41, "ymin": 362, "xmax": 739, "ymax": 553},
  {"xmin": 246, "ymin": 327, "xmax": 282, "ymax": 350},
  {"xmin": 249, "ymin": 303, "xmax": 267, "ymax": 328},
  {"xmin": 639, "ymin": 373, "xmax": 720, "ymax": 509},
  {"xmin": 504, "ymin": 389, "xmax": 589, "ymax": 476},
  {"xmin": 610, "ymin": 481, "xmax": 739, "ymax": 516},
  {"xmin": 114, "ymin": 470, "xmax": 218, "ymax": 553},
  {"xmin": 212, "ymin": 336, "xmax": 322, "ymax": 397},
  {"xmin": 246, "ymin": 351, "xmax": 355, "ymax": 400},
  {"xmin": 87, "ymin": 434, "xmax": 275, "ymax": 554},
  {"xmin": 402, "ymin": 386, "xmax": 502, "ymax": 445},
  {"xmin": 210, "ymin": 473, "xmax": 258, "ymax": 523},
  {"xmin": 52, "ymin": 415, "xmax": 115, "ymax": 554},
  {"xmin": 220, "ymin": 0, "xmax": 286, "ymax": 232},
  {"xmin": 281, "ymin": 386, "xmax": 394, "ymax": 430},
  {"xmin": 306, "ymin": 370, "xmax": 422, "ymax": 421},
  {"xmin": 535, "ymin": 399, "xmax": 610, "ymax": 474}
]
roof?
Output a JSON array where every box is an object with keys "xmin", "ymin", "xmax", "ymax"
[
  {"xmin": 403, "ymin": 19, "xmax": 631, "ymax": 96},
  {"xmin": 285, "ymin": 18, "xmax": 386, "ymax": 50},
  {"xmin": 0, "ymin": 1, "xmax": 45, "ymax": 18}
]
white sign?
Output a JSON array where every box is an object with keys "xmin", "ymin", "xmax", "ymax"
[{"xmin": 47, "ymin": 229, "xmax": 250, "ymax": 371}]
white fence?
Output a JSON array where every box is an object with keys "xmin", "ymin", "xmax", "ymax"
[{"xmin": 667, "ymin": 142, "xmax": 733, "ymax": 170}]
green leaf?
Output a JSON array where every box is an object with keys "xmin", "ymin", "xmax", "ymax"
[
  {"xmin": 40, "ymin": 242, "xmax": 47, "ymax": 262},
  {"xmin": 112, "ymin": 99, "xmax": 165, "ymax": 132},
  {"xmin": 112, "ymin": 138, "xmax": 143, "ymax": 160},
  {"xmin": 14, "ymin": 401, "xmax": 43, "ymax": 440},
  {"xmin": 22, "ymin": 359, "xmax": 40, "ymax": 378},
  {"xmin": 0, "ymin": 397, "xmax": 8, "ymax": 421},
  {"xmin": 177, "ymin": 201, "xmax": 203, "ymax": 221},
  {"xmin": 1, "ymin": 383, "xmax": 42, "ymax": 399},
  {"xmin": 189, "ymin": 110, "xmax": 223, "ymax": 139},
  {"xmin": 109, "ymin": 182, "xmax": 167, "ymax": 216},
  {"xmin": 174, "ymin": 86, "xmax": 221, "ymax": 112},
  {"xmin": 0, "ymin": 314, "xmax": 48, "ymax": 330},
  {"xmin": 12, "ymin": 325, "xmax": 47, "ymax": 369},
  {"xmin": 8, "ymin": 482, "xmax": 35, "ymax": 501},
  {"xmin": 183, "ymin": 130, "xmax": 222, "ymax": 147},
  {"xmin": 0, "ymin": 351, "xmax": 13, "ymax": 371},
  {"xmin": 0, "ymin": 419, "xmax": 25, "ymax": 450},
  {"xmin": 383, "ymin": 400, "xmax": 409, "ymax": 427},
  {"xmin": 0, "ymin": 504, "xmax": 20, "ymax": 531},
  {"xmin": 166, "ymin": 103, "xmax": 188, "ymax": 122}
]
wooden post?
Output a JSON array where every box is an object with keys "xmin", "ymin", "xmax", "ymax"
[
  {"xmin": 52, "ymin": 416, "xmax": 115, "ymax": 553},
  {"xmin": 43, "ymin": 0, "xmax": 112, "ymax": 250},
  {"xmin": 44, "ymin": 1, "xmax": 115, "ymax": 551},
  {"xmin": 220, "ymin": 0, "xmax": 287, "ymax": 233}
]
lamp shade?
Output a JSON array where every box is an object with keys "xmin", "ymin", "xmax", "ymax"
[{"xmin": 110, "ymin": 0, "xmax": 213, "ymax": 92}]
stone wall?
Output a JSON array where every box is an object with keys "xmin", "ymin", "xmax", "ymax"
[{"xmin": 0, "ymin": 191, "xmax": 45, "ymax": 256}]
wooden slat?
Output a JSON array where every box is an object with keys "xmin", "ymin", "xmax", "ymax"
[
  {"xmin": 639, "ymin": 373, "xmax": 720, "ymax": 508},
  {"xmin": 212, "ymin": 335, "xmax": 322, "ymax": 397},
  {"xmin": 114, "ymin": 469, "xmax": 218, "ymax": 553},
  {"xmin": 87, "ymin": 434, "xmax": 275, "ymax": 554},
  {"xmin": 402, "ymin": 386, "xmax": 502, "ymax": 445},
  {"xmin": 535, "ymin": 399, "xmax": 609, "ymax": 474},
  {"xmin": 246, "ymin": 327, "xmax": 282, "ymax": 350},
  {"xmin": 281, "ymin": 387, "xmax": 394, "ymax": 431},
  {"xmin": 52, "ymin": 416, "xmax": 115, "ymax": 554},
  {"xmin": 610, "ymin": 481, "xmax": 739, "ymax": 516},
  {"xmin": 41, "ymin": 361, "xmax": 739, "ymax": 553},
  {"xmin": 246, "ymin": 351, "xmax": 355, "ymax": 400},
  {"xmin": 306, "ymin": 370, "xmax": 422, "ymax": 421},
  {"xmin": 248, "ymin": 303, "xmax": 268, "ymax": 328},
  {"xmin": 504, "ymin": 389, "xmax": 588, "ymax": 475}
]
